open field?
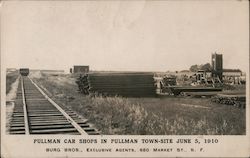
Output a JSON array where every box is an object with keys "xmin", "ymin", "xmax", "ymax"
[{"xmin": 30, "ymin": 72, "xmax": 246, "ymax": 135}]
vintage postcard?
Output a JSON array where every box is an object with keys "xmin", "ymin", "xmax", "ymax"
[{"xmin": 1, "ymin": 0, "xmax": 249, "ymax": 157}]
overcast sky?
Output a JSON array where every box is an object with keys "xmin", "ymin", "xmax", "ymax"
[{"xmin": 1, "ymin": 1, "xmax": 249, "ymax": 72}]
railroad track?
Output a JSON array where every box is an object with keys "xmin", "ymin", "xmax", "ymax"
[{"xmin": 9, "ymin": 76, "xmax": 99, "ymax": 135}]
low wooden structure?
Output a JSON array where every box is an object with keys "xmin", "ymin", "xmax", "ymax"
[{"xmin": 73, "ymin": 66, "xmax": 89, "ymax": 74}]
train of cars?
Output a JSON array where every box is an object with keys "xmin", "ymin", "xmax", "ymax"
[{"xmin": 18, "ymin": 68, "xmax": 223, "ymax": 96}]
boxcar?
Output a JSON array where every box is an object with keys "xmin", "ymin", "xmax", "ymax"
[{"xmin": 19, "ymin": 68, "xmax": 29, "ymax": 76}]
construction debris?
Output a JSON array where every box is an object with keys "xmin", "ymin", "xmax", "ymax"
[{"xmin": 211, "ymin": 94, "xmax": 245, "ymax": 108}]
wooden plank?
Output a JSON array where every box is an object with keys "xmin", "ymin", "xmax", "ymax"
[
  {"xmin": 31, "ymin": 128, "xmax": 79, "ymax": 134},
  {"xmin": 31, "ymin": 124, "xmax": 76, "ymax": 130},
  {"xmin": 30, "ymin": 120, "xmax": 88, "ymax": 126}
]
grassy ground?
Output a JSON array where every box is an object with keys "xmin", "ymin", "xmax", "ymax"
[
  {"xmin": 6, "ymin": 71, "xmax": 19, "ymax": 94},
  {"xmin": 32, "ymin": 73, "xmax": 246, "ymax": 135}
]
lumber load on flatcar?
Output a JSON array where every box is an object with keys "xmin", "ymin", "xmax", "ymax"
[{"xmin": 76, "ymin": 72, "xmax": 157, "ymax": 97}]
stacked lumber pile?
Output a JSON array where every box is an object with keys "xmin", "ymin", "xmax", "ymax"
[
  {"xmin": 75, "ymin": 74, "xmax": 90, "ymax": 95},
  {"xmin": 76, "ymin": 72, "xmax": 156, "ymax": 97},
  {"xmin": 211, "ymin": 94, "xmax": 246, "ymax": 108}
]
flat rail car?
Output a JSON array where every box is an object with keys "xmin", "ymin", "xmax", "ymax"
[
  {"xmin": 168, "ymin": 86, "xmax": 222, "ymax": 96},
  {"xmin": 19, "ymin": 68, "xmax": 29, "ymax": 76}
]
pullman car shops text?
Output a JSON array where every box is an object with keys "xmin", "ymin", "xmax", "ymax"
[{"xmin": 34, "ymin": 138, "xmax": 218, "ymax": 144}]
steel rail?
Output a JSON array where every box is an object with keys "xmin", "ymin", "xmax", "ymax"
[
  {"xmin": 21, "ymin": 76, "xmax": 30, "ymax": 134},
  {"xmin": 28, "ymin": 76, "xmax": 88, "ymax": 135}
]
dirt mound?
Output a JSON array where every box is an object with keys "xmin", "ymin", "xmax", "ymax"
[{"xmin": 6, "ymin": 76, "xmax": 20, "ymax": 101}]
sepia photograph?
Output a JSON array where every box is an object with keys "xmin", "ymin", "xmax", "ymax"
[{"xmin": 1, "ymin": 0, "xmax": 249, "ymax": 157}]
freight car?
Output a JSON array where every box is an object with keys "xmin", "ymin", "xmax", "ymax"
[
  {"xmin": 19, "ymin": 68, "xmax": 29, "ymax": 76},
  {"xmin": 168, "ymin": 86, "xmax": 222, "ymax": 96}
]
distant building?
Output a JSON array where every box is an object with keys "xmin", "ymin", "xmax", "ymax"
[
  {"xmin": 211, "ymin": 53, "xmax": 223, "ymax": 80},
  {"xmin": 73, "ymin": 65, "xmax": 89, "ymax": 74},
  {"xmin": 223, "ymin": 69, "xmax": 242, "ymax": 77},
  {"xmin": 223, "ymin": 69, "xmax": 244, "ymax": 84}
]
